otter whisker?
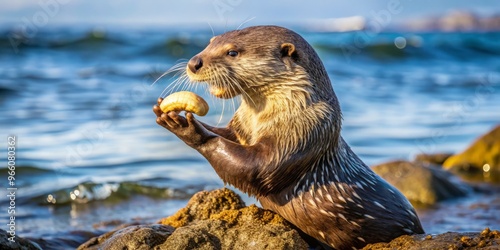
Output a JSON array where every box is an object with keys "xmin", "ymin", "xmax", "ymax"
[
  {"xmin": 236, "ymin": 16, "xmax": 256, "ymax": 30},
  {"xmin": 209, "ymin": 67, "xmax": 238, "ymax": 125},
  {"xmin": 152, "ymin": 60, "xmax": 188, "ymax": 87},
  {"xmin": 226, "ymin": 72, "xmax": 241, "ymax": 99},
  {"xmin": 219, "ymin": 72, "xmax": 238, "ymax": 125},
  {"xmin": 161, "ymin": 71, "xmax": 190, "ymax": 98},
  {"xmin": 223, "ymin": 75, "xmax": 242, "ymax": 115},
  {"xmin": 226, "ymin": 74, "xmax": 238, "ymax": 116},
  {"xmin": 217, "ymin": 97, "xmax": 226, "ymax": 126},
  {"xmin": 160, "ymin": 76, "xmax": 183, "ymax": 97},
  {"xmin": 207, "ymin": 22, "xmax": 215, "ymax": 38},
  {"xmin": 166, "ymin": 75, "xmax": 191, "ymax": 98},
  {"xmin": 225, "ymin": 67, "xmax": 256, "ymax": 107},
  {"xmin": 212, "ymin": 70, "xmax": 225, "ymax": 125},
  {"xmin": 157, "ymin": 61, "xmax": 192, "ymax": 98}
]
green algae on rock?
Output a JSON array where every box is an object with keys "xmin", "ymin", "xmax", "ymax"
[
  {"xmin": 159, "ymin": 188, "xmax": 308, "ymax": 250},
  {"xmin": 159, "ymin": 188, "xmax": 245, "ymax": 228},
  {"xmin": 443, "ymin": 125, "xmax": 500, "ymax": 177}
]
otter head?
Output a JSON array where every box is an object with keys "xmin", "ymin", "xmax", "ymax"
[{"xmin": 186, "ymin": 25, "xmax": 334, "ymax": 103}]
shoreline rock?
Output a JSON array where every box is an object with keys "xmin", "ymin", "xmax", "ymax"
[
  {"xmin": 372, "ymin": 160, "xmax": 469, "ymax": 206},
  {"xmin": 78, "ymin": 188, "xmax": 308, "ymax": 250},
  {"xmin": 363, "ymin": 228, "xmax": 500, "ymax": 250},
  {"xmin": 4, "ymin": 187, "xmax": 500, "ymax": 249},
  {"xmin": 77, "ymin": 224, "xmax": 175, "ymax": 250},
  {"xmin": 0, "ymin": 229, "xmax": 42, "ymax": 250},
  {"xmin": 414, "ymin": 152, "xmax": 454, "ymax": 166},
  {"xmin": 75, "ymin": 188, "xmax": 500, "ymax": 250},
  {"xmin": 443, "ymin": 125, "xmax": 500, "ymax": 181}
]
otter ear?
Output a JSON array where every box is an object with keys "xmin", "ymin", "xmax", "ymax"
[{"xmin": 280, "ymin": 43, "xmax": 298, "ymax": 60}]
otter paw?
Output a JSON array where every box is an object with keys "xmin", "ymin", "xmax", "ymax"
[
  {"xmin": 155, "ymin": 111, "xmax": 187, "ymax": 130},
  {"xmin": 155, "ymin": 109, "xmax": 214, "ymax": 147}
]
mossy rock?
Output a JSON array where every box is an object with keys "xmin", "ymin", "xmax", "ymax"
[
  {"xmin": 79, "ymin": 188, "xmax": 308, "ymax": 250},
  {"xmin": 443, "ymin": 125, "xmax": 500, "ymax": 175},
  {"xmin": 362, "ymin": 228, "xmax": 500, "ymax": 250},
  {"xmin": 159, "ymin": 188, "xmax": 307, "ymax": 250},
  {"xmin": 159, "ymin": 188, "xmax": 245, "ymax": 228}
]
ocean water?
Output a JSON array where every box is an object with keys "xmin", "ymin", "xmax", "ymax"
[{"xmin": 1, "ymin": 26, "xmax": 499, "ymax": 248}]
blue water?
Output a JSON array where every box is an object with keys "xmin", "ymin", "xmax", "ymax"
[{"xmin": 1, "ymin": 26, "xmax": 500, "ymax": 247}]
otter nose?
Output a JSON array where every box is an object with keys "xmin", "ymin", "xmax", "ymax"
[{"xmin": 188, "ymin": 56, "xmax": 203, "ymax": 73}]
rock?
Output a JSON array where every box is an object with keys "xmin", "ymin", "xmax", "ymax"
[
  {"xmin": 362, "ymin": 228, "xmax": 500, "ymax": 250},
  {"xmin": 163, "ymin": 212, "xmax": 306, "ymax": 250},
  {"xmin": 443, "ymin": 125, "xmax": 500, "ymax": 176},
  {"xmin": 30, "ymin": 230, "xmax": 102, "ymax": 250},
  {"xmin": 78, "ymin": 188, "xmax": 308, "ymax": 250},
  {"xmin": 414, "ymin": 153, "xmax": 453, "ymax": 166},
  {"xmin": 159, "ymin": 188, "xmax": 245, "ymax": 228},
  {"xmin": 0, "ymin": 229, "xmax": 42, "ymax": 250},
  {"xmin": 160, "ymin": 188, "xmax": 308, "ymax": 250},
  {"xmin": 372, "ymin": 160, "xmax": 469, "ymax": 205},
  {"xmin": 78, "ymin": 224, "xmax": 175, "ymax": 250}
]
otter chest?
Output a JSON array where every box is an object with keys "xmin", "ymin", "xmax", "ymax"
[{"xmin": 234, "ymin": 112, "xmax": 273, "ymax": 146}]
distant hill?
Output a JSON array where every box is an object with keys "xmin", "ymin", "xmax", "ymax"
[
  {"xmin": 303, "ymin": 11, "xmax": 500, "ymax": 33},
  {"xmin": 401, "ymin": 10, "xmax": 500, "ymax": 32}
]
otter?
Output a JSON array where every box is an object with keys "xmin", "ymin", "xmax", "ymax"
[{"xmin": 153, "ymin": 25, "xmax": 424, "ymax": 249}]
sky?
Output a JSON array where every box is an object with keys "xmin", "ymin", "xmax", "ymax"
[{"xmin": 1, "ymin": 0, "xmax": 499, "ymax": 28}]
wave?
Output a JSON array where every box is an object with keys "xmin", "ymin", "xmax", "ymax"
[
  {"xmin": 312, "ymin": 31, "xmax": 500, "ymax": 60},
  {"xmin": 142, "ymin": 37, "xmax": 207, "ymax": 59},
  {"xmin": 31, "ymin": 180, "xmax": 203, "ymax": 206},
  {"xmin": 1, "ymin": 29, "xmax": 127, "ymax": 51},
  {"xmin": 0, "ymin": 165, "xmax": 54, "ymax": 175},
  {"xmin": 2, "ymin": 27, "xmax": 499, "ymax": 60}
]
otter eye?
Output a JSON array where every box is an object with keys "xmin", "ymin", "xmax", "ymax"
[{"xmin": 227, "ymin": 50, "xmax": 238, "ymax": 57}]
